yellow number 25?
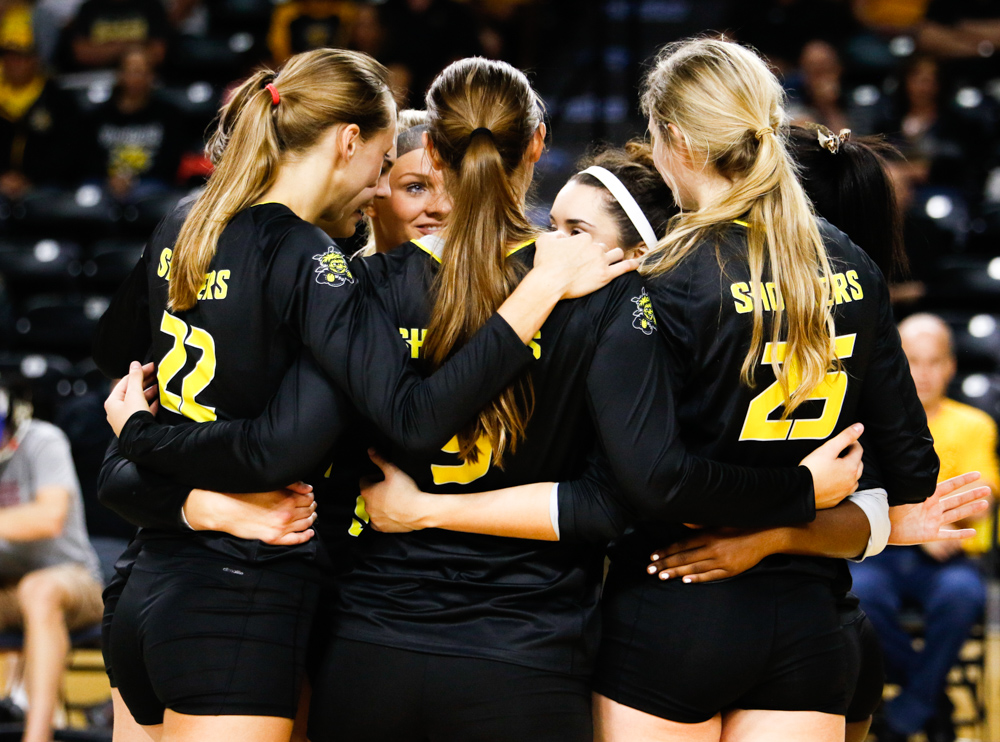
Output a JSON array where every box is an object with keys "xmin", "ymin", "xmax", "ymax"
[{"xmin": 739, "ymin": 334, "xmax": 856, "ymax": 442}]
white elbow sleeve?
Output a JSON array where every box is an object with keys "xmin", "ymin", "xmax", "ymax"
[
  {"xmin": 549, "ymin": 483, "xmax": 561, "ymax": 541},
  {"xmin": 847, "ymin": 488, "xmax": 890, "ymax": 561}
]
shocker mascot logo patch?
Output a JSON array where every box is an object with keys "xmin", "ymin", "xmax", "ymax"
[
  {"xmin": 313, "ymin": 246, "xmax": 354, "ymax": 288},
  {"xmin": 631, "ymin": 288, "xmax": 657, "ymax": 335}
]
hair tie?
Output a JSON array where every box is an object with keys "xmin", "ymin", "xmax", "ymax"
[
  {"xmin": 754, "ymin": 126, "xmax": 774, "ymax": 141},
  {"xmin": 469, "ymin": 127, "xmax": 493, "ymax": 140},
  {"xmin": 808, "ymin": 122, "xmax": 852, "ymax": 154},
  {"xmin": 265, "ymin": 83, "xmax": 280, "ymax": 106},
  {"xmin": 578, "ymin": 166, "xmax": 659, "ymax": 250}
]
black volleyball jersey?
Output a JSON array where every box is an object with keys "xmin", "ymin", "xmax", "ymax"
[
  {"xmin": 93, "ymin": 203, "xmax": 535, "ymax": 570},
  {"xmin": 610, "ymin": 219, "xmax": 939, "ymax": 581},
  {"xmin": 328, "ymin": 235, "xmax": 819, "ymax": 676}
]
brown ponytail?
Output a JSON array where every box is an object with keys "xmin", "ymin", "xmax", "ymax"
[
  {"xmin": 169, "ymin": 48, "xmax": 393, "ymax": 311},
  {"xmin": 423, "ymin": 58, "xmax": 542, "ymax": 465}
]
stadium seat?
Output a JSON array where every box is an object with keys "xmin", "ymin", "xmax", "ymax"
[
  {"xmin": 938, "ymin": 311, "xmax": 1000, "ymax": 374},
  {"xmin": 0, "ymin": 240, "xmax": 82, "ymax": 299},
  {"xmin": 913, "ymin": 186, "xmax": 970, "ymax": 249},
  {"xmin": 82, "ymin": 240, "xmax": 144, "ymax": 292},
  {"xmin": 950, "ymin": 372, "xmax": 1000, "ymax": 425},
  {"xmin": 120, "ymin": 192, "xmax": 187, "ymax": 237},
  {"xmin": 931, "ymin": 256, "xmax": 1000, "ymax": 311},
  {"xmin": 12, "ymin": 189, "xmax": 121, "ymax": 241},
  {"xmin": 12, "ymin": 296, "xmax": 109, "ymax": 358}
]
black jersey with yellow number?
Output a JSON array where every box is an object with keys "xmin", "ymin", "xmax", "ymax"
[
  {"xmin": 610, "ymin": 218, "xmax": 939, "ymax": 580},
  {"xmin": 330, "ymin": 235, "xmax": 819, "ymax": 676},
  {"xmin": 93, "ymin": 202, "xmax": 536, "ymax": 573}
]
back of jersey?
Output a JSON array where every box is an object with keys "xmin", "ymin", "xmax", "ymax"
[
  {"xmin": 138, "ymin": 202, "xmax": 339, "ymax": 569},
  {"xmin": 332, "ymin": 237, "xmax": 658, "ymax": 677},
  {"xmin": 620, "ymin": 218, "xmax": 937, "ymax": 575}
]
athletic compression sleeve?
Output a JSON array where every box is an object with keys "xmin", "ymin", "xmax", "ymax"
[
  {"xmin": 92, "ymin": 251, "xmax": 152, "ymax": 378},
  {"xmin": 264, "ymin": 228, "xmax": 534, "ymax": 455},
  {"xmin": 575, "ymin": 274, "xmax": 816, "ymax": 526},
  {"xmin": 857, "ymin": 274, "xmax": 939, "ymax": 505},
  {"xmin": 117, "ymin": 351, "xmax": 355, "ymax": 492},
  {"xmin": 97, "ymin": 438, "xmax": 190, "ymax": 530}
]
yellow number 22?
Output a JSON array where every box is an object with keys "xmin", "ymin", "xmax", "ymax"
[
  {"xmin": 156, "ymin": 311, "xmax": 218, "ymax": 423},
  {"xmin": 739, "ymin": 334, "xmax": 856, "ymax": 442}
]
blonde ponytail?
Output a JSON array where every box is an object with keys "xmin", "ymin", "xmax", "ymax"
[
  {"xmin": 169, "ymin": 49, "xmax": 392, "ymax": 311},
  {"xmin": 641, "ymin": 38, "xmax": 837, "ymax": 415},
  {"xmin": 423, "ymin": 58, "xmax": 541, "ymax": 465}
]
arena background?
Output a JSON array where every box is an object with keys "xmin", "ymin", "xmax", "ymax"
[{"xmin": 0, "ymin": 0, "xmax": 997, "ymax": 740}]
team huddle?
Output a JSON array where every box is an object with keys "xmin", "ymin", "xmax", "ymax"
[{"xmin": 91, "ymin": 37, "xmax": 990, "ymax": 742}]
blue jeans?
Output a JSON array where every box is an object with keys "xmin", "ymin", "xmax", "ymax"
[{"xmin": 850, "ymin": 547, "xmax": 986, "ymax": 735}]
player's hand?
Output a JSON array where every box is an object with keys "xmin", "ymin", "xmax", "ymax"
[
  {"xmin": 360, "ymin": 449, "xmax": 431, "ymax": 533},
  {"xmin": 105, "ymin": 361, "xmax": 159, "ymax": 436},
  {"xmin": 646, "ymin": 527, "xmax": 784, "ymax": 584},
  {"xmin": 920, "ymin": 538, "xmax": 965, "ymax": 562},
  {"xmin": 800, "ymin": 423, "xmax": 864, "ymax": 509},
  {"xmin": 889, "ymin": 472, "xmax": 990, "ymax": 545},
  {"xmin": 183, "ymin": 482, "xmax": 317, "ymax": 546},
  {"xmin": 534, "ymin": 230, "xmax": 640, "ymax": 300}
]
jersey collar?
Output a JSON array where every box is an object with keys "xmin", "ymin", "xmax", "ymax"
[{"xmin": 411, "ymin": 234, "xmax": 535, "ymax": 263}]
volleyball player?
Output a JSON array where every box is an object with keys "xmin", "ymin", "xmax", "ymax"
[
  {"xmin": 357, "ymin": 131, "xmax": 984, "ymax": 742},
  {"xmin": 362, "ymin": 109, "xmax": 450, "ymax": 253},
  {"xmin": 102, "ymin": 57, "xmax": 865, "ymax": 742},
  {"xmin": 92, "ymin": 49, "xmax": 637, "ymax": 742},
  {"xmin": 583, "ymin": 39, "xmax": 944, "ymax": 742}
]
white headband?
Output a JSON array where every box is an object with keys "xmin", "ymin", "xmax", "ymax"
[{"xmin": 578, "ymin": 166, "xmax": 658, "ymax": 249}]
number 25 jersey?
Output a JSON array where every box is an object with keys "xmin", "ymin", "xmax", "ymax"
[{"xmin": 614, "ymin": 218, "xmax": 939, "ymax": 577}]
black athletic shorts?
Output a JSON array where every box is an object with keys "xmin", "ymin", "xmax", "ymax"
[
  {"xmin": 106, "ymin": 548, "xmax": 319, "ymax": 726},
  {"xmin": 101, "ymin": 569, "xmax": 127, "ymax": 688},
  {"xmin": 842, "ymin": 608, "xmax": 884, "ymax": 723},
  {"xmin": 309, "ymin": 636, "xmax": 593, "ymax": 742},
  {"xmin": 594, "ymin": 565, "xmax": 848, "ymax": 723}
]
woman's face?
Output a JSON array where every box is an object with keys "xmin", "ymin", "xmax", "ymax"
[
  {"xmin": 549, "ymin": 180, "xmax": 644, "ymax": 256},
  {"xmin": 323, "ymin": 108, "xmax": 397, "ymax": 222},
  {"xmin": 906, "ymin": 60, "xmax": 938, "ymax": 107},
  {"xmin": 369, "ymin": 146, "xmax": 451, "ymax": 251}
]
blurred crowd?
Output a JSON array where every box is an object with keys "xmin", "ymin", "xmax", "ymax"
[
  {"xmin": 0, "ymin": 0, "xmax": 995, "ymax": 539},
  {"xmin": 0, "ymin": 1, "xmax": 993, "ymax": 739}
]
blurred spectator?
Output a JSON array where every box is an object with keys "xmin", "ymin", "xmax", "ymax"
[
  {"xmin": 166, "ymin": 0, "xmax": 205, "ymax": 34},
  {"xmin": 67, "ymin": 0, "xmax": 168, "ymax": 70},
  {"xmin": 919, "ymin": 0, "xmax": 1000, "ymax": 65},
  {"xmin": 877, "ymin": 55, "xmax": 976, "ymax": 187},
  {"xmin": 852, "ymin": 313, "xmax": 996, "ymax": 742},
  {"xmin": 0, "ymin": 2, "xmax": 61, "ymax": 65},
  {"xmin": 84, "ymin": 45, "xmax": 184, "ymax": 201},
  {"xmin": 267, "ymin": 0, "xmax": 358, "ymax": 65},
  {"xmin": 885, "ymin": 152, "xmax": 956, "ymax": 305},
  {"xmin": 853, "ymin": 0, "xmax": 930, "ymax": 31},
  {"xmin": 474, "ymin": 0, "xmax": 539, "ymax": 70},
  {"xmin": 731, "ymin": 0, "xmax": 857, "ymax": 74},
  {"xmin": 380, "ymin": 0, "xmax": 481, "ymax": 107},
  {"xmin": 349, "ymin": 2, "xmax": 385, "ymax": 55},
  {"xmin": 0, "ymin": 5, "xmax": 80, "ymax": 200},
  {"xmin": 0, "ymin": 379, "xmax": 103, "ymax": 742},
  {"xmin": 788, "ymin": 40, "xmax": 852, "ymax": 133}
]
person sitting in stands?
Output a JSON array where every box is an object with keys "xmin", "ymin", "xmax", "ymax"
[
  {"xmin": 852, "ymin": 313, "xmax": 997, "ymax": 742},
  {"xmin": 0, "ymin": 379, "xmax": 104, "ymax": 742},
  {"xmin": 0, "ymin": 6, "xmax": 80, "ymax": 201},
  {"xmin": 84, "ymin": 44, "xmax": 183, "ymax": 201},
  {"xmin": 68, "ymin": 0, "xmax": 168, "ymax": 70}
]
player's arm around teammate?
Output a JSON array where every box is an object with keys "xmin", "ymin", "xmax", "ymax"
[{"xmin": 92, "ymin": 48, "xmax": 625, "ymax": 742}]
